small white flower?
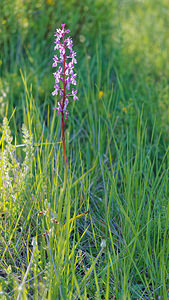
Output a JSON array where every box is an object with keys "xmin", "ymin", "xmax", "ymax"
[{"xmin": 100, "ymin": 239, "xmax": 106, "ymax": 248}]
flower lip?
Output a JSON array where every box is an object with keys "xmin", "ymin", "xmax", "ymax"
[{"xmin": 72, "ymin": 88, "xmax": 78, "ymax": 101}]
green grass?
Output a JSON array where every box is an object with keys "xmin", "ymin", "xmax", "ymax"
[{"xmin": 0, "ymin": 0, "xmax": 169, "ymax": 299}]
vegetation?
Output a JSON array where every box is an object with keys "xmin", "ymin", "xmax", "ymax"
[{"xmin": 0, "ymin": 0, "xmax": 169, "ymax": 299}]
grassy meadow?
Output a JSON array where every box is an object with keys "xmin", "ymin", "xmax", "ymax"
[{"xmin": 0, "ymin": 0, "xmax": 169, "ymax": 299}]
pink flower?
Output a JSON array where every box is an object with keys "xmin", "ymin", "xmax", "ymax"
[
  {"xmin": 52, "ymin": 24, "xmax": 78, "ymax": 119},
  {"xmin": 72, "ymin": 88, "xmax": 78, "ymax": 101}
]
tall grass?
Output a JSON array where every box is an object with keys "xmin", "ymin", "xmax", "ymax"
[{"xmin": 0, "ymin": 0, "xmax": 169, "ymax": 299}]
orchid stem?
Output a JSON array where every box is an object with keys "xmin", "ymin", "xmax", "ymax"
[{"xmin": 61, "ymin": 112, "xmax": 67, "ymax": 169}]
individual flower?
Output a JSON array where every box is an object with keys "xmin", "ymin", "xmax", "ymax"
[
  {"xmin": 72, "ymin": 89, "xmax": 78, "ymax": 101},
  {"xmin": 122, "ymin": 107, "xmax": 127, "ymax": 113},
  {"xmin": 98, "ymin": 90, "xmax": 103, "ymax": 99}
]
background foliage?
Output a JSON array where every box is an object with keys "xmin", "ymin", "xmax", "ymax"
[{"xmin": 0, "ymin": 0, "xmax": 169, "ymax": 299}]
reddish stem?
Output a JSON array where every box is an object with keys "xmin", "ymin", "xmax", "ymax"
[
  {"xmin": 61, "ymin": 32, "xmax": 67, "ymax": 168},
  {"xmin": 61, "ymin": 111, "xmax": 67, "ymax": 168}
]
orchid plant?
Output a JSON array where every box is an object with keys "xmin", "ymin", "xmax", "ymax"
[{"xmin": 52, "ymin": 24, "xmax": 78, "ymax": 169}]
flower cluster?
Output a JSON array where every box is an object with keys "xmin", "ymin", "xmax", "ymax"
[{"xmin": 52, "ymin": 24, "xmax": 78, "ymax": 120}]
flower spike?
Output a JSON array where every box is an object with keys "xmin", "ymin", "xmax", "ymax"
[{"xmin": 52, "ymin": 24, "xmax": 78, "ymax": 120}]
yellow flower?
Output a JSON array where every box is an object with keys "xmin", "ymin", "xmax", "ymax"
[
  {"xmin": 98, "ymin": 90, "xmax": 103, "ymax": 99},
  {"xmin": 46, "ymin": 0, "xmax": 55, "ymax": 5},
  {"xmin": 22, "ymin": 18, "xmax": 28, "ymax": 29},
  {"xmin": 122, "ymin": 107, "xmax": 127, "ymax": 113},
  {"xmin": 2, "ymin": 20, "xmax": 7, "ymax": 25}
]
